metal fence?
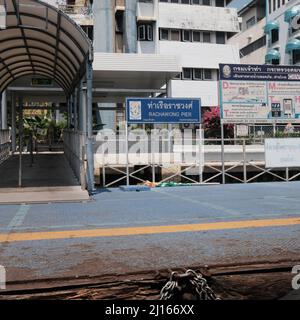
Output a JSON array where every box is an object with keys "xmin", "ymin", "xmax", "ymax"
[
  {"xmin": 94, "ymin": 125, "xmax": 300, "ymax": 187},
  {"xmin": 0, "ymin": 129, "xmax": 10, "ymax": 164},
  {"xmin": 94, "ymin": 129, "xmax": 204, "ymax": 187},
  {"xmin": 63, "ymin": 130, "xmax": 86, "ymax": 189}
]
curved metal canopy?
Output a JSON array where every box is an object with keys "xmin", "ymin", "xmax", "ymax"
[
  {"xmin": 263, "ymin": 20, "xmax": 279, "ymax": 34},
  {"xmin": 265, "ymin": 49, "xmax": 280, "ymax": 63},
  {"xmin": 284, "ymin": 5, "xmax": 300, "ymax": 22},
  {"xmin": 285, "ymin": 38, "xmax": 300, "ymax": 53},
  {"xmin": 0, "ymin": 0, "xmax": 92, "ymax": 94}
]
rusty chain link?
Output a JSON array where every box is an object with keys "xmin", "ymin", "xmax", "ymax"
[{"xmin": 160, "ymin": 269, "xmax": 220, "ymax": 300}]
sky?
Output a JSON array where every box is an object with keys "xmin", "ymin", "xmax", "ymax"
[{"xmin": 228, "ymin": 0, "xmax": 254, "ymax": 11}]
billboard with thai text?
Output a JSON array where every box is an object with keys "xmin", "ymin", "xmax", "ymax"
[{"xmin": 219, "ymin": 64, "xmax": 300, "ymax": 122}]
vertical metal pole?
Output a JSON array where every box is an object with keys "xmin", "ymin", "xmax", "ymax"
[
  {"xmin": 148, "ymin": 129, "xmax": 156, "ymax": 182},
  {"xmin": 18, "ymin": 96, "xmax": 23, "ymax": 188},
  {"xmin": 198, "ymin": 125, "xmax": 203, "ymax": 183},
  {"xmin": 79, "ymin": 78, "xmax": 84, "ymax": 132},
  {"xmin": 1, "ymin": 91, "xmax": 7, "ymax": 129},
  {"xmin": 67, "ymin": 98, "xmax": 70, "ymax": 129},
  {"xmin": 243, "ymin": 139, "xmax": 247, "ymax": 183},
  {"xmin": 11, "ymin": 92, "xmax": 16, "ymax": 152},
  {"xmin": 74, "ymin": 88, "xmax": 78, "ymax": 131},
  {"xmin": 70, "ymin": 94, "xmax": 74, "ymax": 129},
  {"xmin": 286, "ymin": 167, "xmax": 289, "ymax": 182},
  {"xmin": 125, "ymin": 121, "xmax": 129, "ymax": 186},
  {"xmin": 0, "ymin": 94, "xmax": 2, "ymax": 129},
  {"xmin": 86, "ymin": 59, "xmax": 95, "ymax": 192},
  {"xmin": 103, "ymin": 165, "xmax": 106, "ymax": 187},
  {"xmin": 221, "ymin": 121, "xmax": 225, "ymax": 184}
]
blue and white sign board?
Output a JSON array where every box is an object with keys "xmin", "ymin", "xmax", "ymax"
[
  {"xmin": 219, "ymin": 64, "xmax": 300, "ymax": 123},
  {"xmin": 126, "ymin": 98, "xmax": 201, "ymax": 124}
]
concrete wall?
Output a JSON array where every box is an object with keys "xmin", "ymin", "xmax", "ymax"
[
  {"xmin": 228, "ymin": 17, "xmax": 266, "ymax": 64},
  {"xmin": 159, "ymin": 41, "xmax": 240, "ymax": 68},
  {"xmin": 156, "ymin": 1, "xmax": 240, "ymax": 106},
  {"xmin": 158, "ymin": 2, "xmax": 239, "ymax": 32},
  {"xmin": 169, "ymin": 80, "xmax": 219, "ymax": 106}
]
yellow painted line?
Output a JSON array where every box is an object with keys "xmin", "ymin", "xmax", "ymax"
[{"xmin": 0, "ymin": 217, "xmax": 300, "ymax": 243}]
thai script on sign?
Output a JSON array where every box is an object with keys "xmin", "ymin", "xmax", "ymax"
[{"xmin": 147, "ymin": 101, "xmax": 193, "ymax": 110}]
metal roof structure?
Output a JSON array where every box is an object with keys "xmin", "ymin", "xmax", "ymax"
[{"xmin": 0, "ymin": 0, "xmax": 92, "ymax": 95}]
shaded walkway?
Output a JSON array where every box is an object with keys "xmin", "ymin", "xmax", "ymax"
[{"xmin": 0, "ymin": 153, "xmax": 89, "ymax": 203}]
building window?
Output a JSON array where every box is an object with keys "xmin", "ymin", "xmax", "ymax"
[
  {"xmin": 216, "ymin": 32, "xmax": 225, "ymax": 44},
  {"xmin": 271, "ymin": 28, "xmax": 279, "ymax": 43},
  {"xmin": 174, "ymin": 68, "xmax": 215, "ymax": 80},
  {"xmin": 193, "ymin": 68, "xmax": 202, "ymax": 80},
  {"xmin": 202, "ymin": 0, "xmax": 211, "ymax": 6},
  {"xmin": 273, "ymin": 0, "xmax": 275, "ymax": 12},
  {"xmin": 268, "ymin": 0, "xmax": 271, "ymax": 14},
  {"xmin": 216, "ymin": 0, "xmax": 224, "ymax": 7},
  {"xmin": 115, "ymin": 11, "xmax": 123, "ymax": 33},
  {"xmin": 271, "ymin": 58, "xmax": 280, "ymax": 65},
  {"xmin": 246, "ymin": 16, "xmax": 256, "ymax": 29},
  {"xmin": 160, "ymin": 28, "xmax": 169, "ymax": 40},
  {"xmin": 192, "ymin": 0, "xmax": 200, "ymax": 4},
  {"xmin": 81, "ymin": 26, "xmax": 93, "ymax": 41},
  {"xmin": 170, "ymin": 29, "xmax": 181, "ymax": 41},
  {"xmin": 171, "ymin": 0, "xmax": 179, "ymax": 3},
  {"xmin": 240, "ymin": 36, "xmax": 266, "ymax": 57},
  {"xmin": 181, "ymin": 0, "xmax": 191, "ymax": 4},
  {"xmin": 182, "ymin": 68, "xmax": 193, "ymax": 79},
  {"xmin": 203, "ymin": 32, "xmax": 211, "ymax": 43},
  {"xmin": 182, "ymin": 30, "xmax": 192, "ymax": 42},
  {"xmin": 203, "ymin": 69, "xmax": 212, "ymax": 80},
  {"xmin": 137, "ymin": 24, "xmax": 153, "ymax": 41},
  {"xmin": 293, "ymin": 50, "xmax": 300, "ymax": 64},
  {"xmin": 192, "ymin": 31, "xmax": 201, "ymax": 42},
  {"xmin": 277, "ymin": 0, "xmax": 280, "ymax": 8}
]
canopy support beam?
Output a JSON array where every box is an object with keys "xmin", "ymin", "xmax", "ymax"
[{"xmin": 86, "ymin": 58, "xmax": 94, "ymax": 192}]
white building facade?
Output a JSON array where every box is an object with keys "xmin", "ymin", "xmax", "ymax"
[
  {"xmin": 265, "ymin": 0, "xmax": 300, "ymax": 65},
  {"xmin": 136, "ymin": 0, "xmax": 240, "ymax": 109},
  {"xmin": 227, "ymin": 0, "xmax": 267, "ymax": 64},
  {"xmin": 3, "ymin": 0, "xmax": 240, "ymax": 130}
]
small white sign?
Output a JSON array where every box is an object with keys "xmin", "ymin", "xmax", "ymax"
[
  {"xmin": 265, "ymin": 138, "xmax": 300, "ymax": 168},
  {"xmin": 236, "ymin": 124, "xmax": 249, "ymax": 137}
]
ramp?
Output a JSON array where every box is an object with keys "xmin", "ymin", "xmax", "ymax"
[
  {"xmin": 0, "ymin": 186, "xmax": 89, "ymax": 204},
  {"xmin": 0, "ymin": 153, "xmax": 89, "ymax": 204}
]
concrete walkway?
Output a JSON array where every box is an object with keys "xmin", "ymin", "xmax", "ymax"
[{"xmin": 0, "ymin": 153, "xmax": 89, "ymax": 203}]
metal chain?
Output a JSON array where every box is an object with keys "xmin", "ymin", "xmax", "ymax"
[{"xmin": 160, "ymin": 269, "xmax": 220, "ymax": 300}]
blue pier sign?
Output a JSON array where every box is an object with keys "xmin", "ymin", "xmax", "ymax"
[{"xmin": 126, "ymin": 98, "xmax": 201, "ymax": 124}]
